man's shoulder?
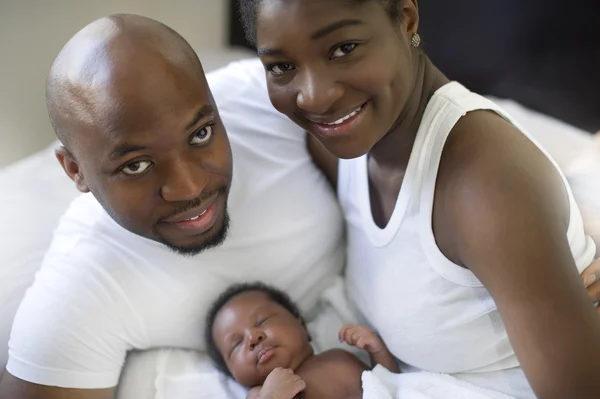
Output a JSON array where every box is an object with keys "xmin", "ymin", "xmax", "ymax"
[
  {"xmin": 206, "ymin": 57, "xmax": 264, "ymax": 100},
  {"xmin": 47, "ymin": 193, "xmax": 159, "ymax": 274},
  {"xmin": 206, "ymin": 58, "xmax": 305, "ymax": 150},
  {"xmin": 49, "ymin": 193, "xmax": 124, "ymax": 255}
]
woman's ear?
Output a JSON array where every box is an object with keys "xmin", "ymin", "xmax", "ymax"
[{"xmin": 401, "ymin": 0, "xmax": 419, "ymax": 36}]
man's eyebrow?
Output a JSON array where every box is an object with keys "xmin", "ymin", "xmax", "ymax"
[
  {"xmin": 186, "ymin": 104, "xmax": 216, "ymax": 130},
  {"xmin": 108, "ymin": 105, "xmax": 216, "ymax": 161},
  {"xmin": 310, "ymin": 19, "xmax": 363, "ymax": 40},
  {"xmin": 109, "ymin": 144, "xmax": 147, "ymax": 161}
]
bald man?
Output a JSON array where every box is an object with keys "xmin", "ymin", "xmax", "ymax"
[{"xmin": 0, "ymin": 14, "xmax": 344, "ymax": 398}]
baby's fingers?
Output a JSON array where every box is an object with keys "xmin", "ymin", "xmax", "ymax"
[
  {"xmin": 339, "ymin": 324, "xmax": 357, "ymax": 343},
  {"xmin": 339, "ymin": 325, "xmax": 350, "ymax": 342},
  {"xmin": 355, "ymin": 336, "xmax": 370, "ymax": 350}
]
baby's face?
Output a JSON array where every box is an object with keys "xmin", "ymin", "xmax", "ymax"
[{"xmin": 212, "ymin": 291, "xmax": 313, "ymax": 387}]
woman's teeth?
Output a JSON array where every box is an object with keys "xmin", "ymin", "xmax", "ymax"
[{"xmin": 325, "ymin": 105, "xmax": 363, "ymax": 126}]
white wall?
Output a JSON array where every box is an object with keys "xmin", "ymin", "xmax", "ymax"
[{"xmin": 0, "ymin": 0, "xmax": 229, "ymax": 167}]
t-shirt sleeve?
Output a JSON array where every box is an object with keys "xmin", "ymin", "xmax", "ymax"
[{"xmin": 6, "ymin": 253, "xmax": 144, "ymax": 389}]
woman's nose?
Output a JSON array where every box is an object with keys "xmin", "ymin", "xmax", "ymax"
[{"xmin": 296, "ymin": 70, "xmax": 344, "ymax": 116}]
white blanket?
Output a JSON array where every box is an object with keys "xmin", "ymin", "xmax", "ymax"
[{"xmin": 362, "ymin": 366, "xmax": 515, "ymax": 399}]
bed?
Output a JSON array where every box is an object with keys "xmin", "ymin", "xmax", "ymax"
[{"xmin": 0, "ymin": 48, "xmax": 599, "ymax": 398}]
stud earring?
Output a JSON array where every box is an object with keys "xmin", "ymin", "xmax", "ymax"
[{"xmin": 411, "ymin": 32, "xmax": 421, "ymax": 48}]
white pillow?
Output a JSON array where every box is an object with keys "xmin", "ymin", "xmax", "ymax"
[
  {"xmin": 565, "ymin": 134, "xmax": 600, "ymax": 256},
  {"xmin": 0, "ymin": 141, "xmax": 80, "ymax": 368},
  {"xmin": 488, "ymin": 97, "xmax": 592, "ymax": 170}
]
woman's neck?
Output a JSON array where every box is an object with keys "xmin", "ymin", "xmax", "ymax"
[{"xmin": 369, "ymin": 53, "xmax": 449, "ymax": 173}]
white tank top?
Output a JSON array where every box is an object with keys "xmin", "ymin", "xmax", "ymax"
[{"xmin": 339, "ymin": 82, "xmax": 596, "ymax": 398}]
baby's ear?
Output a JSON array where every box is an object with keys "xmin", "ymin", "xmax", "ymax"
[{"xmin": 300, "ymin": 317, "xmax": 312, "ymax": 342}]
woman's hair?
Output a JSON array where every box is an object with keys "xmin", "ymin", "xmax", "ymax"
[
  {"xmin": 238, "ymin": 0, "xmax": 404, "ymax": 46},
  {"xmin": 204, "ymin": 282, "xmax": 303, "ymax": 375}
]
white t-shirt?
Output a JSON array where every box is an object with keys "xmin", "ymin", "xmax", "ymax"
[
  {"xmin": 340, "ymin": 82, "xmax": 596, "ymax": 399},
  {"xmin": 6, "ymin": 59, "xmax": 345, "ymax": 389}
]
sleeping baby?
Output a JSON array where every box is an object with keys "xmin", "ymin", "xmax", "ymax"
[{"xmin": 205, "ymin": 282, "xmax": 400, "ymax": 399}]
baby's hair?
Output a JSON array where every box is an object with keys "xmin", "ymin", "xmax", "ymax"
[
  {"xmin": 204, "ymin": 282, "xmax": 303, "ymax": 375},
  {"xmin": 238, "ymin": 0, "xmax": 405, "ymax": 46}
]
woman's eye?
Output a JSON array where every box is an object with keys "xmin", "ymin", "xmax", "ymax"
[
  {"xmin": 267, "ymin": 63, "xmax": 295, "ymax": 75},
  {"xmin": 331, "ymin": 43, "xmax": 358, "ymax": 59},
  {"xmin": 190, "ymin": 125, "xmax": 214, "ymax": 145},
  {"xmin": 121, "ymin": 160, "xmax": 152, "ymax": 176}
]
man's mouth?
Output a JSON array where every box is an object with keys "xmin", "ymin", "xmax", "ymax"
[
  {"xmin": 159, "ymin": 191, "xmax": 222, "ymax": 237},
  {"xmin": 176, "ymin": 208, "xmax": 207, "ymax": 222},
  {"xmin": 162, "ymin": 192, "xmax": 219, "ymax": 224}
]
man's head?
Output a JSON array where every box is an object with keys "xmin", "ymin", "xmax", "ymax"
[
  {"xmin": 205, "ymin": 282, "xmax": 313, "ymax": 387},
  {"xmin": 47, "ymin": 14, "xmax": 232, "ymax": 255}
]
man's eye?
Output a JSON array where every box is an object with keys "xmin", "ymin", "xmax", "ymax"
[
  {"xmin": 267, "ymin": 63, "xmax": 295, "ymax": 75},
  {"xmin": 331, "ymin": 43, "xmax": 358, "ymax": 59},
  {"xmin": 121, "ymin": 160, "xmax": 152, "ymax": 175},
  {"xmin": 190, "ymin": 125, "xmax": 214, "ymax": 145}
]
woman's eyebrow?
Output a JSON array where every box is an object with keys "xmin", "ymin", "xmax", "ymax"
[
  {"xmin": 257, "ymin": 18, "xmax": 363, "ymax": 57},
  {"xmin": 310, "ymin": 19, "xmax": 363, "ymax": 40}
]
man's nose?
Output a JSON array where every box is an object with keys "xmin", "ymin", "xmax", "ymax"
[{"xmin": 160, "ymin": 156, "xmax": 208, "ymax": 202}]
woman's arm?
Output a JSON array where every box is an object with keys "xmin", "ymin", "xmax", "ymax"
[{"xmin": 436, "ymin": 111, "xmax": 600, "ymax": 399}]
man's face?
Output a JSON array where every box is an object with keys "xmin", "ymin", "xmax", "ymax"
[{"xmin": 62, "ymin": 63, "xmax": 233, "ymax": 255}]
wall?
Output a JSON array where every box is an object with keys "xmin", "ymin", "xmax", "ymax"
[{"xmin": 0, "ymin": 0, "xmax": 229, "ymax": 167}]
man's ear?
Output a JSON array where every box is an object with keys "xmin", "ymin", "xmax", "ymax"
[
  {"xmin": 300, "ymin": 317, "xmax": 312, "ymax": 342},
  {"xmin": 55, "ymin": 146, "xmax": 90, "ymax": 193}
]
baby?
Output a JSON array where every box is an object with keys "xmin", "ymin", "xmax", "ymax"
[{"xmin": 205, "ymin": 282, "xmax": 399, "ymax": 399}]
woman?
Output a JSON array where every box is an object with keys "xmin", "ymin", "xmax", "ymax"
[{"xmin": 237, "ymin": 0, "xmax": 600, "ymax": 397}]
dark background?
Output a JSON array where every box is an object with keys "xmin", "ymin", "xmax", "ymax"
[{"xmin": 228, "ymin": 0, "xmax": 600, "ymax": 133}]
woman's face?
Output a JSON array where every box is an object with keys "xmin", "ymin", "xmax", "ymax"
[{"xmin": 256, "ymin": 0, "xmax": 419, "ymax": 159}]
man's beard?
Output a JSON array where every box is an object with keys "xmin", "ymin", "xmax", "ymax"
[{"xmin": 157, "ymin": 207, "xmax": 231, "ymax": 257}]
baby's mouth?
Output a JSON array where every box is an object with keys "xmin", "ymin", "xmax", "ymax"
[{"xmin": 256, "ymin": 346, "xmax": 276, "ymax": 365}]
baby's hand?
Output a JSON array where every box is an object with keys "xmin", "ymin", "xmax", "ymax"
[
  {"xmin": 339, "ymin": 324, "xmax": 385, "ymax": 354},
  {"xmin": 259, "ymin": 367, "xmax": 306, "ymax": 399}
]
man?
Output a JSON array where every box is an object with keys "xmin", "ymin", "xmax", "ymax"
[{"xmin": 0, "ymin": 14, "xmax": 344, "ymax": 398}]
